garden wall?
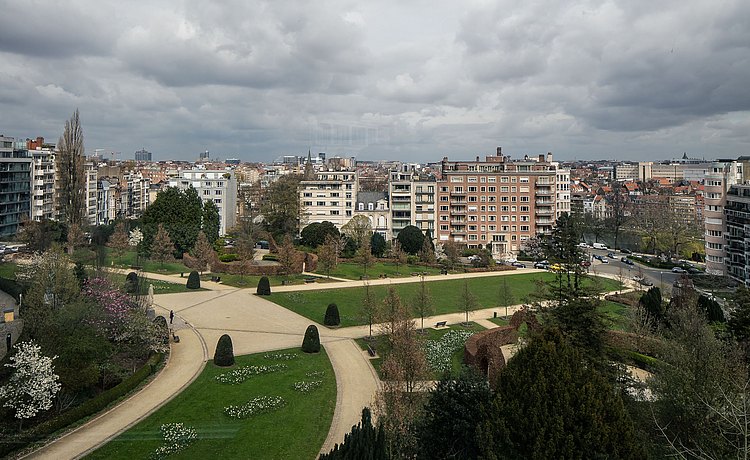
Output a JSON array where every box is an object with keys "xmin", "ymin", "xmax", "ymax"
[{"xmin": 182, "ymin": 252, "xmax": 317, "ymax": 276}]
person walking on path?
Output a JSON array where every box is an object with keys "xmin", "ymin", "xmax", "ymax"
[{"xmin": 169, "ymin": 310, "xmax": 174, "ymax": 324}]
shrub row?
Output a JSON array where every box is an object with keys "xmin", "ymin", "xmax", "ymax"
[
  {"xmin": 219, "ymin": 254, "xmax": 239, "ymax": 263},
  {"xmin": 0, "ymin": 353, "xmax": 164, "ymax": 458}
]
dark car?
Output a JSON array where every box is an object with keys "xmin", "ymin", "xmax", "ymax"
[
  {"xmin": 607, "ymin": 252, "xmax": 616, "ymax": 259},
  {"xmin": 621, "ymin": 257, "xmax": 634, "ymax": 265},
  {"xmin": 533, "ymin": 261, "xmax": 549, "ymax": 269},
  {"xmin": 687, "ymin": 267, "xmax": 702, "ymax": 274},
  {"xmin": 511, "ymin": 262, "xmax": 527, "ymax": 268},
  {"xmin": 592, "ymin": 254, "xmax": 602, "ymax": 261},
  {"xmin": 620, "ymin": 248, "xmax": 632, "ymax": 254}
]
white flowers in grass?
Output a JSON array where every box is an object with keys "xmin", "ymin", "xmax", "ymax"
[
  {"xmin": 293, "ymin": 380, "xmax": 322, "ymax": 392},
  {"xmin": 423, "ymin": 330, "xmax": 474, "ymax": 373},
  {"xmin": 150, "ymin": 423, "xmax": 198, "ymax": 459},
  {"xmin": 0, "ymin": 340, "xmax": 61, "ymax": 422},
  {"xmin": 224, "ymin": 396, "xmax": 286, "ymax": 419},
  {"xmin": 305, "ymin": 371, "xmax": 325, "ymax": 378},
  {"xmin": 214, "ymin": 364, "xmax": 288, "ymax": 385},
  {"xmin": 263, "ymin": 352, "xmax": 298, "ymax": 361}
]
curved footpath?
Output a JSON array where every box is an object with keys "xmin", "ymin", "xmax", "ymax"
[{"xmin": 25, "ymin": 267, "xmax": 621, "ymax": 459}]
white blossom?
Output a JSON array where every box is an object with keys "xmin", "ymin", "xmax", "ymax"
[
  {"xmin": 129, "ymin": 228, "xmax": 144, "ymax": 247},
  {"xmin": 0, "ymin": 341, "xmax": 61, "ymax": 422}
]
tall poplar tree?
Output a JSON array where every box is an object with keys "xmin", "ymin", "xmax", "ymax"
[{"xmin": 55, "ymin": 109, "xmax": 86, "ymax": 227}]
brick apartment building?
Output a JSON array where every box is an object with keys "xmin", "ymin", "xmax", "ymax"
[{"xmin": 436, "ymin": 148, "xmax": 569, "ymax": 259}]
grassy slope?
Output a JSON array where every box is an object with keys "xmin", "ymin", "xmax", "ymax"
[
  {"xmin": 86, "ymin": 348, "xmax": 335, "ymax": 460},
  {"xmin": 314, "ymin": 261, "xmax": 443, "ymax": 280}
]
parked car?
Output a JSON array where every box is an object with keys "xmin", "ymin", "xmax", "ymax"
[
  {"xmin": 621, "ymin": 257, "xmax": 634, "ymax": 265},
  {"xmin": 592, "ymin": 242, "xmax": 608, "ymax": 250},
  {"xmin": 607, "ymin": 252, "xmax": 616, "ymax": 259},
  {"xmin": 533, "ymin": 261, "xmax": 549, "ymax": 269},
  {"xmin": 468, "ymin": 255, "xmax": 480, "ymax": 262},
  {"xmin": 620, "ymin": 248, "xmax": 632, "ymax": 254},
  {"xmin": 592, "ymin": 254, "xmax": 602, "ymax": 261},
  {"xmin": 687, "ymin": 267, "xmax": 702, "ymax": 274},
  {"xmin": 580, "ymin": 260, "xmax": 591, "ymax": 268},
  {"xmin": 511, "ymin": 262, "xmax": 527, "ymax": 268},
  {"xmin": 549, "ymin": 263, "xmax": 564, "ymax": 272},
  {"xmin": 578, "ymin": 242, "xmax": 591, "ymax": 248},
  {"xmin": 672, "ymin": 266, "xmax": 687, "ymax": 273},
  {"xmin": 600, "ymin": 257, "xmax": 609, "ymax": 264}
]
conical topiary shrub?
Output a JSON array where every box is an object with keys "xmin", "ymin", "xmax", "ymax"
[
  {"xmin": 324, "ymin": 303, "xmax": 340, "ymax": 327},
  {"xmin": 125, "ymin": 271, "xmax": 139, "ymax": 294},
  {"xmin": 214, "ymin": 334, "xmax": 235, "ymax": 366},
  {"xmin": 186, "ymin": 270, "xmax": 201, "ymax": 289},
  {"xmin": 301, "ymin": 325, "xmax": 320, "ymax": 353},
  {"xmin": 257, "ymin": 276, "xmax": 271, "ymax": 295}
]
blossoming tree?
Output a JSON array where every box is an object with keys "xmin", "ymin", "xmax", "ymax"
[{"xmin": 0, "ymin": 341, "xmax": 61, "ymax": 429}]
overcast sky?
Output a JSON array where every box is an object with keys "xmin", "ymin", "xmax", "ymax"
[{"xmin": 1, "ymin": 0, "xmax": 749, "ymax": 163}]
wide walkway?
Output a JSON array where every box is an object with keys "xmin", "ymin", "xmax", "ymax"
[{"xmin": 28, "ymin": 267, "xmax": 620, "ymax": 458}]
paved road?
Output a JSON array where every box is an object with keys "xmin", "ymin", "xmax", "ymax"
[{"xmin": 583, "ymin": 248, "xmax": 680, "ymax": 291}]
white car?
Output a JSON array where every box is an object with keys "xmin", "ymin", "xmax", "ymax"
[{"xmin": 578, "ymin": 242, "xmax": 591, "ymax": 248}]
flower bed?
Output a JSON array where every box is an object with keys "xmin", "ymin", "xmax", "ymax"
[
  {"xmin": 292, "ymin": 380, "xmax": 322, "ymax": 393},
  {"xmin": 424, "ymin": 330, "xmax": 474, "ymax": 373},
  {"xmin": 150, "ymin": 423, "xmax": 198, "ymax": 459},
  {"xmin": 263, "ymin": 352, "xmax": 299, "ymax": 361},
  {"xmin": 215, "ymin": 364, "xmax": 288, "ymax": 385},
  {"xmin": 305, "ymin": 371, "xmax": 325, "ymax": 378},
  {"xmin": 224, "ymin": 396, "xmax": 286, "ymax": 419}
]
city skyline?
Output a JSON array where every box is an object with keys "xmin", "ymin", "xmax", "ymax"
[{"xmin": 1, "ymin": 1, "xmax": 749, "ymax": 162}]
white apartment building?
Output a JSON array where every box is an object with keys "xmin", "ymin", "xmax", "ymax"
[
  {"xmin": 169, "ymin": 169, "xmax": 237, "ymax": 235},
  {"xmin": 85, "ymin": 161, "xmax": 98, "ymax": 225},
  {"xmin": 29, "ymin": 148, "xmax": 55, "ymax": 221},
  {"xmin": 388, "ymin": 165, "xmax": 436, "ymax": 239},
  {"xmin": 704, "ymin": 160, "xmax": 747, "ymax": 275},
  {"xmin": 555, "ymin": 167, "xmax": 571, "ymax": 217},
  {"xmin": 299, "ymin": 169, "xmax": 357, "ymax": 229}
]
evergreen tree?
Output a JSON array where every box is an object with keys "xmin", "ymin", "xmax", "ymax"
[
  {"xmin": 256, "ymin": 276, "xmax": 271, "ymax": 295},
  {"xmin": 141, "ymin": 187, "xmax": 203, "ymax": 256},
  {"xmin": 300, "ymin": 221, "xmax": 339, "ymax": 248},
  {"xmin": 191, "ymin": 231, "xmax": 215, "ymax": 273},
  {"xmin": 478, "ymin": 329, "xmax": 643, "ymax": 459},
  {"xmin": 301, "ymin": 325, "xmax": 320, "ymax": 353},
  {"xmin": 213, "ymin": 334, "xmax": 235, "ymax": 367},
  {"xmin": 417, "ymin": 369, "xmax": 491, "ymax": 460},
  {"xmin": 418, "ymin": 230, "xmax": 436, "ymax": 264},
  {"xmin": 370, "ymin": 232, "xmax": 386, "ymax": 258},
  {"xmin": 319, "ymin": 408, "xmax": 387, "ymax": 460},
  {"xmin": 639, "ymin": 287, "xmax": 665, "ymax": 325},
  {"xmin": 324, "ymin": 303, "xmax": 341, "ymax": 326},
  {"xmin": 186, "ymin": 271, "xmax": 201, "ymax": 289},
  {"xmin": 397, "ymin": 225, "xmax": 424, "ymax": 255},
  {"xmin": 202, "ymin": 200, "xmax": 221, "ymax": 244}
]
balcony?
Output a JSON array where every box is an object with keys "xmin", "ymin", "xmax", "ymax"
[
  {"xmin": 535, "ymin": 190, "xmax": 552, "ymax": 196},
  {"xmin": 536, "ymin": 199, "xmax": 553, "ymax": 205},
  {"xmin": 535, "ymin": 208, "xmax": 554, "ymax": 215}
]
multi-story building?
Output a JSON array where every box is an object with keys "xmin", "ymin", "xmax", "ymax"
[
  {"xmin": 704, "ymin": 160, "xmax": 746, "ymax": 275},
  {"xmin": 724, "ymin": 184, "xmax": 750, "ymax": 285},
  {"xmin": 168, "ymin": 169, "xmax": 237, "ymax": 235},
  {"xmin": 299, "ymin": 169, "xmax": 357, "ymax": 229},
  {"xmin": 29, "ymin": 144, "xmax": 56, "ymax": 221},
  {"xmin": 354, "ymin": 191, "xmax": 390, "ymax": 239},
  {"xmin": 0, "ymin": 137, "xmax": 31, "ymax": 237},
  {"xmin": 134, "ymin": 148, "xmax": 152, "ymax": 162},
  {"xmin": 120, "ymin": 172, "xmax": 150, "ymax": 219},
  {"xmin": 436, "ymin": 149, "xmax": 569, "ymax": 259},
  {"xmin": 388, "ymin": 165, "xmax": 436, "ymax": 239},
  {"xmin": 84, "ymin": 161, "xmax": 98, "ymax": 224},
  {"xmin": 96, "ymin": 178, "xmax": 118, "ymax": 225}
]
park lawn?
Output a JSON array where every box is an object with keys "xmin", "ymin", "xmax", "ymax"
[
  {"xmin": 598, "ymin": 300, "xmax": 629, "ymax": 331},
  {"xmin": 86, "ymin": 347, "xmax": 336, "ymax": 460},
  {"xmin": 0, "ymin": 261, "xmax": 17, "ymax": 279},
  {"xmin": 106, "ymin": 272, "xmax": 204, "ymax": 294},
  {"xmin": 202, "ymin": 272, "xmax": 333, "ymax": 289},
  {"xmin": 268, "ymin": 273, "xmax": 621, "ymax": 327},
  {"xmin": 355, "ymin": 322, "xmax": 485, "ymax": 379},
  {"xmin": 106, "ymin": 249, "xmax": 192, "ymax": 275},
  {"xmin": 488, "ymin": 317, "xmax": 510, "ymax": 327},
  {"xmin": 315, "ymin": 261, "xmax": 443, "ymax": 280}
]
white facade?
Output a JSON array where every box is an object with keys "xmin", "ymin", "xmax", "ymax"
[
  {"xmin": 299, "ymin": 170, "xmax": 357, "ymax": 229},
  {"xmin": 388, "ymin": 165, "xmax": 436, "ymax": 239},
  {"xmin": 169, "ymin": 169, "xmax": 238, "ymax": 235},
  {"xmin": 30, "ymin": 148, "xmax": 55, "ymax": 221}
]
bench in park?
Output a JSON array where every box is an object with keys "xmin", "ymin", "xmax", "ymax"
[
  {"xmin": 434, "ymin": 321, "xmax": 447, "ymax": 328},
  {"xmin": 304, "ymin": 277, "xmax": 316, "ymax": 284},
  {"xmin": 367, "ymin": 345, "xmax": 377, "ymax": 357},
  {"xmin": 210, "ymin": 276, "xmax": 221, "ymax": 282}
]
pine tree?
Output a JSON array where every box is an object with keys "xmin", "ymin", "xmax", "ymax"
[{"xmin": 319, "ymin": 408, "xmax": 387, "ymax": 460}]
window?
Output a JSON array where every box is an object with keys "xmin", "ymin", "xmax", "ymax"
[
  {"xmin": 440, "ymin": 196, "xmax": 448, "ymax": 202},
  {"xmin": 521, "ymin": 225, "xmax": 529, "ymax": 232},
  {"xmin": 502, "ymin": 225, "xmax": 509, "ymax": 231},
  {"xmin": 500, "ymin": 206, "xmax": 508, "ymax": 212},
  {"xmin": 358, "ymin": 203, "xmax": 364, "ymax": 211},
  {"xmin": 303, "ymin": 192, "xmax": 312, "ymax": 197},
  {"xmin": 511, "ymin": 196, "xmax": 517, "ymax": 202},
  {"xmin": 468, "ymin": 234, "xmax": 478, "ymax": 240},
  {"xmin": 440, "ymin": 225, "xmax": 449, "ymax": 231},
  {"xmin": 520, "ymin": 215, "xmax": 530, "ymax": 222},
  {"xmin": 520, "ymin": 206, "xmax": 529, "ymax": 212},
  {"xmin": 440, "ymin": 186, "xmax": 449, "ymax": 192},
  {"xmin": 489, "ymin": 225, "xmax": 497, "ymax": 231},
  {"xmin": 440, "ymin": 205, "xmax": 449, "ymax": 211},
  {"xmin": 330, "ymin": 210, "xmax": 340, "ymax": 215},
  {"xmin": 468, "ymin": 225, "xmax": 477, "ymax": 231},
  {"xmin": 488, "ymin": 177, "xmax": 497, "ymax": 183},
  {"xmin": 468, "ymin": 196, "xmax": 477, "ymax": 202},
  {"xmin": 501, "ymin": 196, "xmax": 508, "ymax": 202},
  {"xmin": 480, "ymin": 177, "xmax": 486, "ymax": 183},
  {"xmin": 214, "ymin": 199, "xmax": 222, "ymax": 204},
  {"xmin": 451, "ymin": 177, "xmax": 463, "ymax": 183},
  {"xmin": 480, "ymin": 206, "xmax": 486, "ymax": 212},
  {"xmin": 440, "ymin": 215, "xmax": 448, "ymax": 221},
  {"xmin": 502, "ymin": 216, "xmax": 509, "ymax": 222},
  {"xmin": 468, "ymin": 186, "xmax": 477, "ymax": 192},
  {"xmin": 489, "ymin": 205, "xmax": 497, "ymax": 212},
  {"xmin": 454, "ymin": 186, "xmax": 463, "ymax": 192},
  {"xmin": 501, "ymin": 176, "xmax": 509, "ymax": 183},
  {"xmin": 489, "ymin": 215, "xmax": 496, "ymax": 221},
  {"xmin": 520, "ymin": 196, "xmax": 529, "ymax": 202},
  {"xmin": 317, "ymin": 201, "xmax": 326, "ymax": 206},
  {"xmin": 330, "ymin": 201, "xmax": 339, "ymax": 206},
  {"xmin": 304, "ymin": 201, "xmax": 313, "ymax": 206},
  {"xmin": 468, "ymin": 177, "xmax": 477, "ymax": 183},
  {"xmin": 215, "ymin": 190, "xmax": 222, "ymax": 195},
  {"xmin": 520, "ymin": 177, "xmax": 529, "ymax": 183},
  {"xmin": 203, "ymin": 190, "xmax": 211, "ymax": 196},
  {"xmin": 480, "ymin": 186, "xmax": 486, "ymax": 192}
]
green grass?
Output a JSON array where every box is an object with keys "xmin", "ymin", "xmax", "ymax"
[
  {"xmin": 488, "ymin": 317, "xmax": 510, "ymax": 327},
  {"xmin": 106, "ymin": 273, "xmax": 204, "ymax": 294},
  {"xmin": 598, "ymin": 300, "xmax": 629, "ymax": 331},
  {"xmin": 201, "ymin": 273, "xmax": 332, "ymax": 289},
  {"xmin": 106, "ymin": 249, "xmax": 192, "ymax": 275},
  {"xmin": 315, "ymin": 261, "xmax": 443, "ymax": 280},
  {"xmin": 355, "ymin": 322, "xmax": 485, "ymax": 379},
  {"xmin": 268, "ymin": 273, "xmax": 621, "ymax": 327},
  {"xmin": 0, "ymin": 262, "xmax": 18, "ymax": 279},
  {"xmin": 86, "ymin": 347, "xmax": 336, "ymax": 460}
]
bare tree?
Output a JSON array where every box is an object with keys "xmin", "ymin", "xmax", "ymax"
[
  {"xmin": 108, "ymin": 222, "xmax": 130, "ymax": 261},
  {"xmin": 317, "ymin": 235, "xmax": 339, "ymax": 278},
  {"xmin": 341, "ymin": 215, "xmax": 372, "ymax": 247},
  {"xmin": 361, "ymin": 281, "xmax": 377, "ymax": 340},
  {"xmin": 391, "ymin": 240, "xmax": 407, "ymax": 274},
  {"xmin": 460, "ymin": 279, "xmax": 479, "ymax": 325},
  {"xmin": 497, "ymin": 277, "xmax": 515, "ymax": 318},
  {"xmin": 443, "ymin": 240, "xmax": 462, "ymax": 270},
  {"xmin": 191, "ymin": 231, "xmax": 215, "ymax": 273},
  {"xmin": 356, "ymin": 238, "xmax": 375, "ymax": 278},
  {"xmin": 412, "ymin": 276, "xmax": 433, "ymax": 332},
  {"xmin": 276, "ymin": 236, "xmax": 299, "ymax": 280},
  {"xmin": 56, "ymin": 109, "xmax": 86, "ymax": 228}
]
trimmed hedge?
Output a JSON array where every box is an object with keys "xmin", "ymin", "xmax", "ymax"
[
  {"xmin": 257, "ymin": 276, "xmax": 271, "ymax": 295},
  {"xmin": 302, "ymin": 325, "xmax": 321, "ymax": 353},
  {"xmin": 324, "ymin": 303, "xmax": 340, "ymax": 327},
  {"xmin": 219, "ymin": 254, "xmax": 239, "ymax": 263},
  {"xmin": 262, "ymin": 254, "xmax": 278, "ymax": 261},
  {"xmin": 214, "ymin": 334, "xmax": 235, "ymax": 366},
  {"xmin": 125, "ymin": 271, "xmax": 139, "ymax": 294},
  {"xmin": 186, "ymin": 270, "xmax": 200, "ymax": 289},
  {"xmin": 0, "ymin": 353, "xmax": 163, "ymax": 458}
]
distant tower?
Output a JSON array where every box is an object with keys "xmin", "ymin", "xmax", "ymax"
[
  {"xmin": 303, "ymin": 149, "xmax": 314, "ymax": 180},
  {"xmin": 199, "ymin": 150, "xmax": 210, "ymax": 161},
  {"xmin": 134, "ymin": 148, "xmax": 152, "ymax": 161}
]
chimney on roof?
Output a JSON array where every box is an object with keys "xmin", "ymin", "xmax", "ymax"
[
  {"xmin": 547, "ymin": 152, "xmax": 553, "ymax": 162},
  {"xmin": 476, "ymin": 156, "xmax": 480, "ymax": 162},
  {"xmin": 497, "ymin": 147, "xmax": 502, "ymax": 155},
  {"xmin": 538, "ymin": 154, "xmax": 544, "ymax": 162}
]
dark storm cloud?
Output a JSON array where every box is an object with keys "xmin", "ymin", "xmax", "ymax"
[{"xmin": 0, "ymin": 0, "xmax": 748, "ymax": 162}]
